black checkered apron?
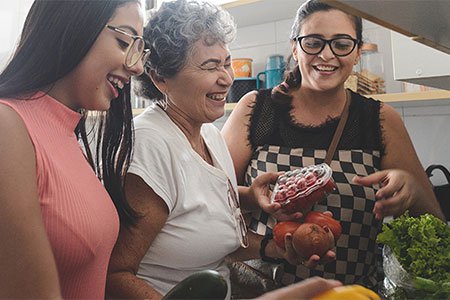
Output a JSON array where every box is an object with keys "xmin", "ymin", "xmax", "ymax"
[{"xmin": 245, "ymin": 145, "xmax": 384, "ymax": 288}]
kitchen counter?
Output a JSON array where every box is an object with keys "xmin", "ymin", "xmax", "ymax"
[{"xmin": 132, "ymin": 90, "xmax": 450, "ymax": 115}]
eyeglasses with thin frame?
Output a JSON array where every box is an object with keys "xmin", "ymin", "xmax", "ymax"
[
  {"xmin": 227, "ymin": 178, "xmax": 249, "ymax": 248},
  {"xmin": 293, "ymin": 35, "xmax": 359, "ymax": 57},
  {"xmin": 106, "ymin": 24, "xmax": 150, "ymax": 68}
]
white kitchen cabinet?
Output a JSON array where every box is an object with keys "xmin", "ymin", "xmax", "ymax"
[
  {"xmin": 391, "ymin": 32, "xmax": 450, "ymax": 90},
  {"xmin": 322, "ymin": 0, "xmax": 450, "ymax": 91},
  {"xmin": 321, "ymin": 0, "xmax": 450, "ymax": 54}
]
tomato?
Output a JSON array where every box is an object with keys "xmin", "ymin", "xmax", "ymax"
[
  {"xmin": 294, "ymin": 189, "xmax": 325, "ymax": 212},
  {"xmin": 272, "ymin": 221, "xmax": 301, "ymax": 249},
  {"xmin": 305, "ymin": 211, "xmax": 342, "ymax": 241}
]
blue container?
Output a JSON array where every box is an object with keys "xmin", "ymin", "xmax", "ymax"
[
  {"xmin": 266, "ymin": 54, "xmax": 285, "ymax": 70},
  {"xmin": 257, "ymin": 55, "xmax": 285, "ymax": 89},
  {"xmin": 257, "ymin": 68, "xmax": 284, "ymax": 89}
]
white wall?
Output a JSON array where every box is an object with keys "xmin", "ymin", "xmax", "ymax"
[
  {"xmin": 0, "ymin": 0, "xmax": 34, "ymax": 71},
  {"xmin": 391, "ymin": 100, "xmax": 450, "ymax": 185}
]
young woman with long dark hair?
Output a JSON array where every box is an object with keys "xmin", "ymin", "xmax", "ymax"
[{"xmin": 0, "ymin": 0, "xmax": 148, "ymax": 297}]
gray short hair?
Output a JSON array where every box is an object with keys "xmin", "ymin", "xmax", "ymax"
[{"xmin": 135, "ymin": 0, "xmax": 236, "ymax": 100}]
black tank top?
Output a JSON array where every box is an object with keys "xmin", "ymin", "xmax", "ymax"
[{"xmin": 248, "ymin": 89, "xmax": 384, "ymax": 154}]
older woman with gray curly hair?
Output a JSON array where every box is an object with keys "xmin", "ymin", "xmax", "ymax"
[{"xmin": 105, "ymin": 0, "xmax": 312, "ymax": 299}]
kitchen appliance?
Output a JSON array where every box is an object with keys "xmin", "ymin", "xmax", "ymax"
[
  {"xmin": 257, "ymin": 54, "xmax": 285, "ymax": 89},
  {"xmin": 227, "ymin": 77, "xmax": 260, "ymax": 103}
]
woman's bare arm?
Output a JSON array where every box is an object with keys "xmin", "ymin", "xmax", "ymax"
[{"xmin": 0, "ymin": 105, "xmax": 61, "ymax": 298}]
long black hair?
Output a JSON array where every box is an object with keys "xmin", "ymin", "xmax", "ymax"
[
  {"xmin": 0, "ymin": 0, "xmax": 139, "ymax": 227},
  {"xmin": 272, "ymin": 0, "xmax": 363, "ymax": 105}
]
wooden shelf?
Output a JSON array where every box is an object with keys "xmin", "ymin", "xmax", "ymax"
[
  {"xmin": 370, "ymin": 90, "xmax": 450, "ymax": 103},
  {"xmin": 132, "ymin": 90, "xmax": 450, "ymax": 115}
]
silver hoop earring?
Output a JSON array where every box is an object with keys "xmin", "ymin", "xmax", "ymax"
[{"xmin": 158, "ymin": 93, "xmax": 168, "ymax": 111}]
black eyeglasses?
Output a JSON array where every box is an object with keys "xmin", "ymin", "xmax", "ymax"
[
  {"xmin": 106, "ymin": 24, "xmax": 150, "ymax": 68},
  {"xmin": 294, "ymin": 35, "xmax": 359, "ymax": 57},
  {"xmin": 227, "ymin": 178, "xmax": 249, "ymax": 248}
]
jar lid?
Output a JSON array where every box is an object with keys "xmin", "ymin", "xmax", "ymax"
[{"xmin": 361, "ymin": 43, "xmax": 378, "ymax": 52}]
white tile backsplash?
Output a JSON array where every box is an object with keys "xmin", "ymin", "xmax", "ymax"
[
  {"xmin": 230, "ymin": 22, "xmax": 276, "ymax": 50},
  {"xmin": 404, "ymin": 113, "xmax": 450, "ymax": 185},
  {"xmin": 275, "ymin": 19, "xmax": 294, "ymax": 43},
  {"xmin": 402, "ymin": 100, "xmax": 450, "ymax": 117},
  {"xmin": 231, "ymin": 44, "xmax": 277, "ymax": 76}
]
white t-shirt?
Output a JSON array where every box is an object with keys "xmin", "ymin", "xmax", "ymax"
[{"xmin": 129, "ymin": 105, "xmax": 241, "ymax": 295}]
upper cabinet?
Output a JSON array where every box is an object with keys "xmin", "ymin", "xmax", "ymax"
[
  {"xmin": 224, "ymin": 0, "xmax": 300, "ymax": 28},
  {"xmin": 321, "ymin": 0, "xmax": 450, "ymax": 54},
  {"xmin": 322, "ymin": 0, "xmax": 450, "ymax": 91},
  {"xmin": 390, "ymin": 31, "xmax": 450, "ymax": 90}
]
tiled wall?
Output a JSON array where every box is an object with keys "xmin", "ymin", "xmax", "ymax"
[
  {"xmin": 391, "ymin": 100, "xmax": 450, "ymax": 185},
  {"xmin": 230, "ymin": 18, "xmax": 293, "ymax": 80}
]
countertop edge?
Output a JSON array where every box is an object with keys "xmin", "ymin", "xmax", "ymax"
[{"xmin": 132, "ymin": 90, "xmax": 450, "ymax": 115}]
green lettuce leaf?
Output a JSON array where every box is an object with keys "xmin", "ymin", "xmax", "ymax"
[{"xmin": 377, "ymin": 213, "xmax": 450, "ymax": 284}]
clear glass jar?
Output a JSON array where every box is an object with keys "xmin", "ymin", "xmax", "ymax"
[{"xmin": 356, "ymin": 43, "xmax": 385, "ymax": 94}]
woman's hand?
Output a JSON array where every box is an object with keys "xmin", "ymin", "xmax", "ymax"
[
  {"xmin": 352, "ymin": 169, "xmax": 423, "ymax": 219},
  {"xmin": 267, "ymin": 231, "xmax": 336, "ymax": 268},
  {"xmin": 247, "ymin": 172, "xmax": 303, "ymax": 220},
  {"xmin": 272, "ymin": 211, "xmax": 337, "ymax": 268},
  {"xmin": 255, "ymin": 277, "xmax": 342, "ymax": 300}
]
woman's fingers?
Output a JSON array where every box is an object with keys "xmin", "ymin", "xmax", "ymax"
[{"xmin": 352, "ymin": 170, "xmax": 389, "ymax": 187}]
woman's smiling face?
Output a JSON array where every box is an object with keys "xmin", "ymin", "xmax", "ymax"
[
  {"xmin": 163, "ymin": 39, "xmax": 234, "ymax": 125},
  {"xmin": 53, "ymin": 1, "xmax": 145, "ymax": 111},
  {"xmin": 292, "ymin": 9, "xmax": 361, "ymax": 92}
]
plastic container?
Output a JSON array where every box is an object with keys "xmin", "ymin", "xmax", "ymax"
[
  {"xmin": 357, "ymin": 43, "xmax": 385, "ymax": 94},
  {"xmin": 257, "ymin": 54, "xmax": 286, "ymax": 88},
  {"xmin": 271, "ymin": 164, "xmax": 336, "ymax": 213},
  {"xmin": 232, "ymin": 58, "xmax": 253, "ymax": 77}
]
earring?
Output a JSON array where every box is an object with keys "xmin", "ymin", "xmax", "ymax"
[{"xmin": 158, "ymin": 93, "xmax": 168, "ymax": 111}]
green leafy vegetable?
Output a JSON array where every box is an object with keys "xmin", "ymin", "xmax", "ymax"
[{"xmin": 377, "ymin": 212, "xmax": 450, "ymax": 297}]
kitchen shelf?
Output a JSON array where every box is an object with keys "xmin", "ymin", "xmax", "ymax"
[
  {"xmin": 131, "ymin": 90, "xmax": 450, "ymax": 115},
  {"xmin": 368, "ymin": 90, "xmax": 450, "ymax": 103},
  {"xmin": 131, "ymin": 103, "xmax": 237, "ymax": 116}
]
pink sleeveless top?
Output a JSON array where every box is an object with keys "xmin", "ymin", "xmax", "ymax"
[{"xmin": 0, "ymin": 93, "xmax": 119, "ymax": 298}]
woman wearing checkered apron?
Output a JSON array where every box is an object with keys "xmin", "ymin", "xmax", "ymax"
[{"xmin": 222, "ymin": 0, "xmax": 445, "ymax": 292}]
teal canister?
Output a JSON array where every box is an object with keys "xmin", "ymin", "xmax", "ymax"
[{"xmin": 257, "ymin": 55, "xmax": 285, "ymax": 89}]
